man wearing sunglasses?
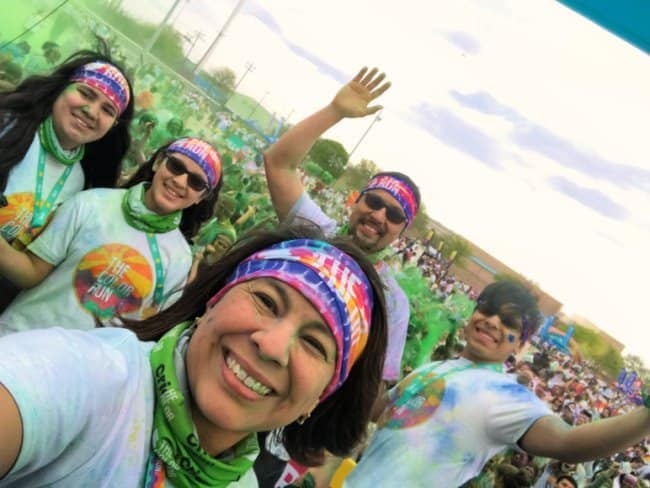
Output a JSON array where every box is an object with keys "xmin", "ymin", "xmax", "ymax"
[
  {"xmin": 343, "ymin": 281, "xmax": 650, "ymax": 487},
  {"xmin": 257, "ymin": 67, "xmax": 419, "ymax": 486}
]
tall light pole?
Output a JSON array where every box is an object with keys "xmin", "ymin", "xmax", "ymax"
[
  {"xmin": 144, "ymin": 0, "xmax": 184, "ymax": 53},
  {"xmin": 247, "ymin": 90, "xmax": 269, "ymax": 119},
  {"xmin": 193, "ymin": 0, "xmax": 246, "ymax": 74},
  {"xmin": 225, "ymin": 61, "xmax": 254, "ymax": 105},
  {"xmin": 347, "ymin": 111, "xmax": 382, "ymax": 161}
]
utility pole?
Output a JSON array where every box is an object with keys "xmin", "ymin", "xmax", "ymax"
[
  {"xmin": 144, "ymin": 0, "xmax": 184, "ymax": 53},
  {"xmin": 247, "ymin": 90, "xmax": 269, "ymax": 119},
  {"xmin": 184, "ymin": 31, "xmax": 205, "ymax": 58},
  {"xmin": 347, "ymin": 111, "xmax": 382, "ymax": 161},
  {"xmin": 193, "ymin": 0, "xmax": 246, "ymax": 74},
  {"xmin": 225, "ymin": 61, "xmax": 254, "ymax": 105}
]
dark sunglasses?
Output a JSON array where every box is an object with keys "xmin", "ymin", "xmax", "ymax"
[
  {"xmin": 164, "ymin": 155, "xmax": 210, "ymax": 193},
  {"xmin": 362, "ymin": 193, "xmax": 406, "ymax": 225},
  {"xmin": 475, "ymin": 300, "xmax": 523, "ymax": 332}
]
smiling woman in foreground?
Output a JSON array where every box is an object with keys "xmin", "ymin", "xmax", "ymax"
[{"xmin": 0, "ymin": 227, "xmax": 387, "ymax": 487}]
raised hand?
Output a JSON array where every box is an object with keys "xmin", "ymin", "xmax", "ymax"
[{"xmin": 331, "ymin": 67, "xmax": 391, "ymax": 118}]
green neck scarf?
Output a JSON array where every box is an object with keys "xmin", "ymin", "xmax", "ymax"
[
  {"xmin": 148, "ymin": 322, "xmax": 259, "ymax": 487},
  {"xmin": 338, "ymin": 224, "xmax": 391, "ymax": 265},
  {"xmin": 122, "ymin": 183, "xmax": 182, "ymax": 233},
  {"xmin": 38, "ymin": 116, "xmax": 85, "ymax": 165}
]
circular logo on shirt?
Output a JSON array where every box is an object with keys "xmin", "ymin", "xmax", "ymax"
[
  {"xmin": 377, "ymin": 370, "xmax": 447, "ymax": 430},
  {"xmin": 0, "ymin": 192, "xmax": 35, "ymax": 240},
  {"xmin": 74, "ymin": 244, "xmax": 153, "ymax": 319}
]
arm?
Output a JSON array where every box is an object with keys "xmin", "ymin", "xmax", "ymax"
[
  {"xmin": 0, "ymin": 238, "xmax": 54, "ymax": 288},
  {"xmin": 0, "ymin": 383, "xmax": 22, "ymax": 479},
  {"xmin": 263, "ymin": 67, "xmax": 390, "ymax": 221},
  {"xmin": 520, "ymin": 408, "xmax": 650, "ymax": 463}
]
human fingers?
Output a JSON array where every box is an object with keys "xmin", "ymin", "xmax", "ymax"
[
  {"xmin": 370, "ymin": 80, "xmax": 391, "ymax": 100},
  {"xmin": 366, "ymin": 71, "xmax": 386, "ymax": 91},
  {"xmin": 352, "ymin": 66, "xmax": 368, "ymax": 83},
  {"xmin": 360, "ymin": 67, "xmax": 379, "ymax": 86},
  {"xmin": 366, "ymin": 105, "xmax": 383, "ymax": 115}
]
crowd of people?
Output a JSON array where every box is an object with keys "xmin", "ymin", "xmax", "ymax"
[{"xmin": 0, "ymin": 10, "xmax": 649, "ymax": 488}]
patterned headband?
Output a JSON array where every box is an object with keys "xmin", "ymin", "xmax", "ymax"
[
  {"xmin": 167, "ymin": 138, "xmax": 222, "ymax": 189},
  {"xmin": 207, "ymin": 239, "xmax": 374, "ymax": 400},
  {"xmin": 69, "ymin": 61, "xmax": 130, "ymax": 115},
  {"xmin": 362, "ymin": 175, "xmax": 418, "ymax": 225}
]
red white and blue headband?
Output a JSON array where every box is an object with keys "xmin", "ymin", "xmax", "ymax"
[
  {"xmin": 362, "ymin": 175, "xmax": 418, "ymax": 225},
  {"xmin": 69, "ymin": 61, "xmax": 130, "ymax": 115},
  {"xmin": 167, "ymin": 137, "xmax": 222, "ymax": 189},
  {"xmin": 207, "ymin": 239, "xmax": 374, "ymax": 400}
]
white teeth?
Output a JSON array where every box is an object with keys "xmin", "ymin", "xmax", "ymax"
[{"xmin": 226, "ymin": 355, "xmax": 272, "ymax": 396}]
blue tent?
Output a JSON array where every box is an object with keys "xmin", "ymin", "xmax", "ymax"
[{"xmin": 557, "ymin": 0, "xmax": 650, "ymax": 54}]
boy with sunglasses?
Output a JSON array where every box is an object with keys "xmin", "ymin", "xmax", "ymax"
[
  {"xmin": 257, "ymin": 67, "xmax": 419, "ymax": 486},
  {"xmin": 343, "ymin": 281, "xmax": 650, "ymax": 487}
]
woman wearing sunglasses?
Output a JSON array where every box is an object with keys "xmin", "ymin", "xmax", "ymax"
[
  {"xmin": 0, "ymin": 228, "xmax": 388, "ymax": 487},
  {"xmin": 0, "ymin": 137, "xmax": 221, "ymax": 334}
]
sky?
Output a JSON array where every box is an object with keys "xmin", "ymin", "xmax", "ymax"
[{"xmin": 121, "ymin": 0, "xmax": 650, "ymax": 363}]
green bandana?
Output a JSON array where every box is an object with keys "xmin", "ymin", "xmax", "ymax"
[
  {"xmin": 38, "ymin": 116, "xmax": 85, "ymax": 165},
  {"xmin": 122, "ymin": 182, "xmax": 182, "ymax": 233},
  {"xmin": 149, "ymin": 322, "xmax": 259, "ymax": 487}
]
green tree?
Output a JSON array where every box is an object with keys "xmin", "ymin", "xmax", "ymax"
[
  {"xmin": 441, "ymin": 234, "xmax": 472, "ymax": 267},
  {"xmin": 308, "ymin": 138, "xmax": 348, "ymax": 179},
  {"xmin": 209, "ymin": 66, "xmax": 236, "ymax": 92},
  {"xmin": 335, "ymin": 158, "xmax": 380, "ymax": 190}
]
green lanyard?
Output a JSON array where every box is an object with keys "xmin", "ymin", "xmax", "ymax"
[
  {"xmin": 145, "ymin": 232, "xmax": 165, "ymax": 309},
  {"xmin": 31, "ymin": 145, "xmax": 74, "ymax": 228},
  {"xmin": 393, "ymin": 360, "xmax": 504, "ymax": 410}
]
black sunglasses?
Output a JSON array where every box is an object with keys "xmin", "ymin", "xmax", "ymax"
[
  {"xmin": 362, "ymin": 193, "xmax": 406, "ymax": 225},
  {"xmin": 475, "ymin": 300, "xmax": 523, "ymax": 332},
  {"xmin": 164, "ymin": 155, "xmax": 210, "ymax": 193}
]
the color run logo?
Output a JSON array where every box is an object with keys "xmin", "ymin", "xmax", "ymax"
[{"xmin": 74, "ymin": 244, "xmax": 153, "ymax": 319}]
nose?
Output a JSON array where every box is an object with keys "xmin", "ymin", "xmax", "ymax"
[
  {"xmin": 83, "ymin": 102, "xmax": 99, "ymax": 120},
  {"xmin": 251, "ymin": 320, "xmax": 295, "ymax": 367},
  {"xmin": 483, "ymin": 314, "xmax": 502, "ymax": 330}
]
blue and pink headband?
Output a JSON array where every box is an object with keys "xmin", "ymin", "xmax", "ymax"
[
  {"xmin": 207, "ymin": 239, "xmax": 374, "ymax": 399},
  {"xmin": 362, "ymin": 175, "xmax": 418, "ymax": 225},
  {"xmin": 167, "ymin": 138, "xmax": 222, "ymax": 189},
  {"xmin": 69, "ymin": 61, "xmax": 130, "ymax": 115}
]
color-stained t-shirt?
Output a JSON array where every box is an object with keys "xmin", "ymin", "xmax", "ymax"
[
  {"xmin": 345, "ymin": 358, "xmax": 552, "ymax": 487},
  {"xmin": 0, "ymin": 130, "xmax": 84, "ymax": 243},
  {"xmin": 0, "ymin": 188, "xmax": 191, "ymax": 335}
]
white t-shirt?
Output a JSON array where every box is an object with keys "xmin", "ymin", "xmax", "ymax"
[
  {"xmin": 0, "ymin": 130, "xmax": 84, "ymax": 242},
  {"xmin": 286, "ymin": 192, "xmax": 409, "ymax": 381},
  {"xmin": 0, "ymin": 327, "xmax": 259, "ymax": 487},
  {"xmin": 345, "ymin": 358, "xmax": 552, "ymax": 487},
  {"xmin": 0, "ymin": 188, "xmax": 191, "ymax": 334}
]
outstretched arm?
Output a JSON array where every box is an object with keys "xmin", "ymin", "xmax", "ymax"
[
  {"xmin": 0, "ymin": 383, "xmax": 22, "ymax": 479},
  {"xmin": 520, "ymin": 407, "xmax": 650, "ymax": 463},
  {"xmin": 263, "ymin": 67, "xmax": 391, "ymax": 221},
  {"xmin": 0, "ymin": 238, "xmax": 53, "ymax": 288}
]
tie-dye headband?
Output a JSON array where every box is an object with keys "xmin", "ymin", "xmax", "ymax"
[
  {"xmin": 207, "ymin": 239, "xmax": 374, "ymax": 400},
  {"xmin": 69, "ymin": 61, "xmax": 130, "ymax": 115},
  {"xmin": 167, "ymin": 138, "xmax": 222, "ymax": 189},
  {"xmin": 362, "ymin": 175, "xmax": 418, "ymax": 225}
]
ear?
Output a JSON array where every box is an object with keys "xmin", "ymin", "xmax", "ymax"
[{"xmin": 152, "ymin": 153, "xmax": 165, "ymax": 172}]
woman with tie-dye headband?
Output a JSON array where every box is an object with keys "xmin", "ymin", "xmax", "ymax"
[
  {"xmin": 0, "ymin": 137, "xmax": 223, "ymax": 334},
  {"xmin": 0, "ymin": 226, "xmax": 388, "ymax": 487},
  {"xmin": 0, "ymin": 48, "xmax": 135, "ymax": 309}
]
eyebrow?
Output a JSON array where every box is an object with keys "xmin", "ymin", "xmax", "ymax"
[{"xmin": 264, "ymin": 279, "xmax": 336, "ymax": 355}]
